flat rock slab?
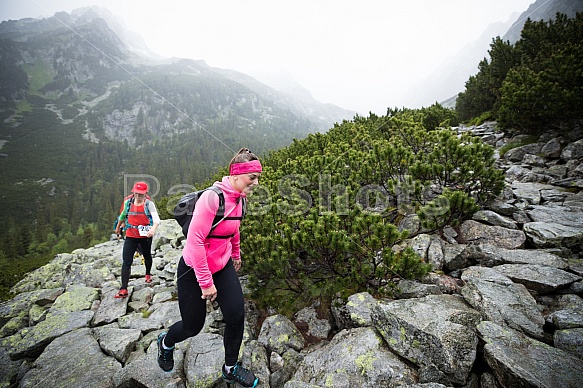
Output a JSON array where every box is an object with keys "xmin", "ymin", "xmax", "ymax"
[{"xmin": 477, "ymin": 321, "xmax": 583, "ymax": 388}]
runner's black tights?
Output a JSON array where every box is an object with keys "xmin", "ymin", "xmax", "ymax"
[
  {"xmin": 121, "ymin": 237, "xmax": 153, "ymax": 289},
  {"xmin": 164, "ymin": 257, "xmax": 245, "ymax": 366}
]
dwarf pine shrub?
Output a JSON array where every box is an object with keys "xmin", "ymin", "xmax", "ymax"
[{"xmin": 242, "ymin": 111, "xmax": 504, "ymax": 314}]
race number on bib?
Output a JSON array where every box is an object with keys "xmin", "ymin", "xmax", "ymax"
[{"xmin": 138, "ymin": 225, "xmax": 151, "ymax": 236}]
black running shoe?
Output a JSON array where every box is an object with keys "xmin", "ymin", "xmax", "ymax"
[
  {"xmin": 222, "ymin": 362, "xmax": 258, "ymax": 387},
  {"xmin": 157, "ymin": 332, "xmax": 174, "ymax": 372}
]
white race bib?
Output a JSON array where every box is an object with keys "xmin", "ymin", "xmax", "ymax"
[{"xmin": 138, "ymin": 225, "xmax": 151, "ymax": 236}]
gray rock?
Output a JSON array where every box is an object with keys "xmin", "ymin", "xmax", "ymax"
[
  {"xmin": 118, "ymin": 311, "xmax": 163, "ymax": 332},
  {"xmin": 504, "ymin": 142, "xmax": 544, "ymax": 162},
  {"xmin": 420, "ymin": 273, "xmax": 463, "ymax": 295},
  {"xmin": 0, "ymin": 343, "xmax": 22, "ymax": 388},
  {"xmin": 147, "ymin": 300, "xmax": 182, "ymax": 329},
  {"xmin": 547, "ymin": 164, "xmax": 569, "ymax": 180},
  {"xmin": 554, "ymin": 328, "xmax": 583, "ymax": 359},
  {"xmin": 48, "ymin": 284, "xmax": 99, "ymax": 314},
  {"xmin": 258, "ymin": 314, "xmax": 305, "ymax": 354},
  {"xmin": 294, "ymin": 306, "xmax": 331, "ymax": 339},
  {"xmin": 522, "ymin": 153, "xmax": 547, "ymax": 166},
  {"xmin": 343, "ymin": 292, "xmax": 378, "ymax": 328},
  {"xmin": 443, "ymin": 244, "xmax": 473, "ymax": 272},
  {"xmin": 505, "ymin": 165, "xmax": 552, "ymax": 184},
  {"xmin": 524, "ymin": 221, "xmax": 583, "ymax": 249},
  {"xmin": 406, "ymin": 234, "xmax": 432, "ymax": 261},
  {"xmin": 372, "ymin": 294, "xmax": 481, "ymax": 384},
  {"xmin": 541, "ymin": 137, "xmax": 563, "ymax": 159},
  {"xmin": 9, "ymin": 310, "xmax": 94, "ymax": 360},
  {"xmin": 485, "ymin": 200, "xmax": 518, "ymax": 217},
  {"xmin": 472, "ymin": 210, "xmax": 517, "ymax": 229},
  {"xmin": 427, "ymin": 234, "xmax": 445, "ymax": 271},
  {"xmin": 92, "ymin": 282, "xmax": 132, "ymax": 326},
  {"xmin": 477, "ymin": 321, "xmax": 583, "ymax": 388},
  {"xmin": 18, "ymin": 328, "xmax": 121, "ymax": 388},
  {"xmin": 183, "ymin": 333, "xmax": 224, "ymax": 387},
  {"xmin": 292, "ymin": 327, "xmax": 417, "ymax": 387},
  {"xmin": 470, "ymin": 243, "xmax": 569, "ymax": 269},
  {"xmin": 547, "ymin": 307, "xmax": 583, "ymax": 330},
  {"xmin": 526, "ymin": 204, "xmax": 583, "ymax": 228},
  {"xmin": 395, "ymin": 279, "xmax": 442, "ymax": 298},
  {"xmin": 93, "ymin": 325, "xmax": 142, "ymax": 363},
  {"xmin": 479, "ymin": 372, "xmax": 502, "ymax": 388},
  {"xmin": 461, "ymin": 276, "xmax": 545, "ymax": 339},
  {"xmin": 331, "ymin": 292, "xmax": 378, "ymax": 330},
  {"xmin": 28, "ymin": 304, "xmax": 48, "ymax": 326},
  {"xmin": 511, "ymin": 181, "xmax": 563, "ymax": 204},
  {"xmin": 493, "ymin": 264, "xmax": 582, "ymax": 293},
  {"xmin": 271, "ymin": 349, "xmax": 303, "ymax": 388},
  {"xmin": 240, "ymin": 340, "xmax": 270, "ymax": 387},
  {"xmin": 284, "ymin": 381, "xmax": 324, "ymax": 388},
  {"xmin": 0, "ymin": 288, "xmax": 64, "ymax": 325},
  {"xmin": 459, "ymin": 220, "xmax": 526, "ymax": 249},
  {"xmin": 113, "ymin": 333, "xmax": 187, "ymax": 387},
  {"xmin": 460, "ymin": 266, "xmax": 514, "ymax": 286},
  {"xmin": 561, "ymin": 139, "xmax": 583, "ymax": 160}
]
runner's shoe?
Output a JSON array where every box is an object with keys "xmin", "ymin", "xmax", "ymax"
[
  {"xmin": 222, "ymin": 362, "xmax": 258, "ymax": 387},
  {"xmin": 157, "ymin": 332, "xmax": 174, "ymax": 372},
  {"xmin": 145, "ymin": 274, "xmax": 152, "ymax": 283}
]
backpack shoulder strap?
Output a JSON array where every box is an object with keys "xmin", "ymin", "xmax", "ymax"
[
  {"xmin": 144, "ymin": 199, "xmax": 153, "ymax": 224},
  {"xmin": 206, "ymin": 186, "xmax": 225, "ymax": 227},
  {"xmin": 241, "ymin": 197, "xmax": 247, "ymax": 219},
  {"xmin": 120, "ymin": 197, "xmax": 132, "ymax": 220}
]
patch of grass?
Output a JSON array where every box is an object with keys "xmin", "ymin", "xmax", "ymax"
[
  {"xmin": 16, "ymin": 99, "xmax": 32, "ymax": 113},
  {"xmin": 498, "ymin": 135, "xmax": 539, "ymax": 157},
  {"xmin": 467, "ymin": 111, "xmax": 494, "ymax": 126},
  {"xmin": 22, "ymin": 59, "xmax": 54, "ymax": 95}
]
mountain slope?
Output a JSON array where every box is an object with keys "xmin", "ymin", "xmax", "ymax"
[
  {"xmin": 401, "ymin": 16, "xmax": 519, "ymax": 108},
  {"xmin": 0, "ymin": 7, "xmax": 355, "ymax": 229},
  {"xmin": 503, "ymin": 0, "xmax": 583, "ymax": 44},
  {"xmin": 402, "ymin": 0, "xmax": 583, "ymax": 109}
]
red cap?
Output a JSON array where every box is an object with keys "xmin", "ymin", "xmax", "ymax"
[{"xmin": 132, "ymin": 181, "xmax": 148, "ymax": 194}]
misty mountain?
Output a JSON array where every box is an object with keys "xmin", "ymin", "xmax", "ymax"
[
  {"xmin": 503, "ymin": 0, "xmax": 583, "ymax": 44},
  {"xmin": 0, "ymin": 6, "xmax": 356, "ymax": 226},
  {"xmin": 402, "ymin": 0, "xmax": 583, "ymax": 109},
  {"xmin": 401, "ymin": 16, "xmax": 519, "ymax": 109}
]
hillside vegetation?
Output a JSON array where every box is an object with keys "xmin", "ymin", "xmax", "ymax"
[
  {"xmin": 239, "ymin": 106, "xmax": 506, "ymax": 313},
  {"xmin": 1, "ymin": 12, "xmax": 581, "ymax": 304},
  {"xmin": 456, "ymin": 12, "xmax": 583, "ymax": 131},
  {"xmin": 0, "ymin": 10, "xmax": 346, "ymax": 300}
]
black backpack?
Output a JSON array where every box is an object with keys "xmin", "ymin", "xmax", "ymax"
[{"xmin": 173, "ymin": 186, "xmax": 246, "ymax": 238}]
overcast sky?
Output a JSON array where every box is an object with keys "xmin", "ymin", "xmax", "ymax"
[{"xmin": 1, "ymin": 0, "xmax": 534, "ymax": 114}]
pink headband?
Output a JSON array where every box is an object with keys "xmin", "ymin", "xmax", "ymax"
[{"xmin": 229, "ymin": 160, "xmax": 262, "ymax": 175}]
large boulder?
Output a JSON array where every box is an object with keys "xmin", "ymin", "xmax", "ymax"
[
  {"xmin": 477, "ymin": 321, "xmax": 583, "ymax": 388},
  {"xmin": 372, "ymin": 294, "xmax": 481, "ymax": 385}
]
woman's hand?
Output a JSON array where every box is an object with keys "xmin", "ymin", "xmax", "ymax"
[
  {"xmin": 233, "ymin": 258, "xmax": 241, "ymax": 272},
  {"xmin": 201, "ymin": 285, "xmax": 217, "ymax": 302},
  {"xmin": 146, "ymin": 224, "xmax": 158, "ymax": 238}
]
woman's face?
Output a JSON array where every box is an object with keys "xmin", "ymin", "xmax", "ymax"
[
  {"xmin": 234, "ymin": 172, "xmax": 260, "ymax": 195},
  {"xmin": 134, "ymin": 193, "xmax": 146, "ymax": 201}
]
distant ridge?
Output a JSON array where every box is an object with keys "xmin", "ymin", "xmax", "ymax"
[
  {"xmin": 503, "ymin": 0, "xmax": 583, "ymax": 44},
  {"xmin": 403, "ymin": 0, "xmax": 583, "ymax": 109}
]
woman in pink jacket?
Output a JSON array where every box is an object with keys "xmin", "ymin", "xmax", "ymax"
[{"xmin": 157, "ymin": 148, "xmax": 261, "ymax": 388}]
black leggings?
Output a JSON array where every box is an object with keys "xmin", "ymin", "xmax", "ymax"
[
  {"xmin": 164, "ymin": 257, "xmax": 244, "ymax": 366},
  {"xmin": 121, "ymin": 237, "xmax": 153, "ymax": 289}
]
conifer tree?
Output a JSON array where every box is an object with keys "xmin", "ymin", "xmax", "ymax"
[
  {"xmin": 456, "ymin": 12, "xmax": 583, "ymax": 130},
  {"xmin": 242, "ymin": 111, "xmax": 504, "ymax": 313}
]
